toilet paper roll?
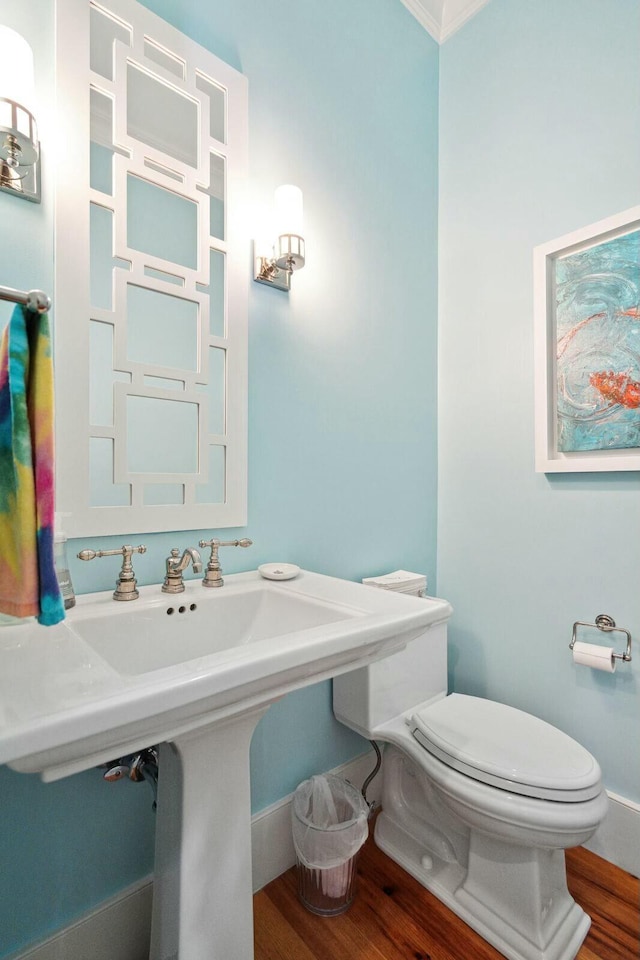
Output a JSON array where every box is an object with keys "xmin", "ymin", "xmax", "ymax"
[{"xmin": 572, "ymin": 641, "xmax": 616, "ymax": 673}]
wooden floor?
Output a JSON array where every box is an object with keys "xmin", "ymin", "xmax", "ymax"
[{"xmin": 254, "ymin": 836, "xmax": 639, "ymax": 960}]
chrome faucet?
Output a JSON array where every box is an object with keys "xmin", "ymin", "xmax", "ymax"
[{"xmin": 162, "ymin": 547, "xmax": 203, "ymax": 594}]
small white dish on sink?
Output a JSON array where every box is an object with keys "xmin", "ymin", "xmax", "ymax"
[{"xmin": 258, "ymin": 562, "xmax": 300, "ymax": 581}]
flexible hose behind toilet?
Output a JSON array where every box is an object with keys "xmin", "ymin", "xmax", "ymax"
[{"xmin": 361, "ymin": 740, "xmax": 382, "ymax": 815}]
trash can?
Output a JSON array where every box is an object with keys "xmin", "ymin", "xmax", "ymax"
[{"xmin": 292, "ymin": 774, "xmax": 369, "ymax": 916}]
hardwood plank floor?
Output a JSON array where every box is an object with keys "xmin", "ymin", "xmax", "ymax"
[{"xmin": 254, "ymin": 837, "xmax": 639, "ymax": 960}]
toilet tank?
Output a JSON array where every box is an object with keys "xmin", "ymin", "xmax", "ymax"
[{"xmin": 333, "ymin": 619, "xmax": 448, "ymax": 738}]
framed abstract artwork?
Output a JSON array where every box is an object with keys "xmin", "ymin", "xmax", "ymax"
[{"xmin": 534, "ymin": 205, "xmax": 640, "ymax": 472}]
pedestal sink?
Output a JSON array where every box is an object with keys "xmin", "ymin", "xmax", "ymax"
[{"xmin": 0, "ymin": 569, "xmax": 451, "ymax": 960}]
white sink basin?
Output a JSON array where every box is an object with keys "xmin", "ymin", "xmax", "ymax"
[
  {"xmin": 69, "ymin": 584, "xmax": 360, "ymax": 676},
  {"xmin": 0, "ymin": 568, "xmax": 451, "ymax": 960}
]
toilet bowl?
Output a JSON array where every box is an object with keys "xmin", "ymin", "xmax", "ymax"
[{"xmin": 333, "ymin": 613, "xmax": 608, "ymax": 960}]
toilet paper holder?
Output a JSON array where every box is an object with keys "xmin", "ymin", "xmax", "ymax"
[{"xmin": 569, "ymin": 614, "xmax": 632, "ymax": 663}]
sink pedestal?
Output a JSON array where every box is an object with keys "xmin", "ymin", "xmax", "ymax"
[{"xmin": 150, "ymin": 705, "xmax": 271, "ymax": 960}]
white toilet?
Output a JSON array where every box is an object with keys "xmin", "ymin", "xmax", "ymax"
[{"xmin": 333, "ymin": 611, "xmax": 608, "ymax": 960}]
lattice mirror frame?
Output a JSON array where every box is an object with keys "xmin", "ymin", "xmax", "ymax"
[{"xmin": 55, "ymin": 0, "xmax": 248, "ymax": 536}]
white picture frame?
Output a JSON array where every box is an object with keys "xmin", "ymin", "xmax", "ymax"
[{"xmin": 533, "ymin": 205, "xmax": 640, "ymax": 473}]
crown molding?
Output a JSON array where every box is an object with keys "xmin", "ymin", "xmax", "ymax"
[
  {"xmin": 440, "ymin": 0, "xmax": 492, "ymax": 40},
  {"xmin": 399, "ymin": 0, "xmax": 491, "ymax": 44},
  {"xmin": 399, "ymin": 0, "xmax": 443, "ymax": 42}
]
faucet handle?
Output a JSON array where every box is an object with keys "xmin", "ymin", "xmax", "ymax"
[
  {"xmin": 77, "ymin": 544, "xmax": 146, "ymax": 601},
  {"xmin": 198, "ymin": 538, "xmax": 253, "ymax": 550},
  {"xmin": 198, "ymin": 538, "xmax": 253, "ymax": 588},
  {"xmin": 77, "ymin": 544, "xmax": 146, "ymax": 562}
]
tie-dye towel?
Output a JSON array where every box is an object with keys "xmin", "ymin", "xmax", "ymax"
[{"xmin": 0, "ymin": 304, "xmax": 64, "ymax": 625}]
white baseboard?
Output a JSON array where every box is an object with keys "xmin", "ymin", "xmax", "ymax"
[
  {"xmin": 583, "ymin": 790, "xmax": 640, "ymax": 878},
  {"xmin": 7, "ymin": 749, "xmax": 382, "ymax": 960},
  {"xmin": 5, "ymin": 878, "xmax": 153, "ymax": 960}
]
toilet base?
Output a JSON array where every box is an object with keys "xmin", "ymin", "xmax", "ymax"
[{"xmin": 375, "ymin": 811, "xmax": 591, "ymax": 960}]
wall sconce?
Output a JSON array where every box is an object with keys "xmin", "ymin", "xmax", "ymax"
[
  {"xmin": 0, "ymin": 26, "xmax": 41, "ymax": 203},
  {"xmin": 254, "ymin": 185, "xmax": 305, "ymax": 291}
]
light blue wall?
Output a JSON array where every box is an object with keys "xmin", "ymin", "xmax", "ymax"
[
  {"xmin": 0, "ymin": 0, "xmax": 439, "ymax": 954},
  {"xmin": 438, "ymin": 0, "xmax": 640, "ymax": 803}
]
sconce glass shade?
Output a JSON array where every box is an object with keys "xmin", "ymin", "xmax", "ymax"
[
  {"xmin": 274, "ymin": 184, "xmax": 303, "ymax": 237},
  {"xmin": 0, "ymin": 27, "xmax": 36, "ymax": 115}
]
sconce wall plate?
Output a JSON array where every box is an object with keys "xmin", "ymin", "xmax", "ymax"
[
  {"xmin": 0, "ymin": 163, "xmax": 41, "ymax": 202},
  {"xmin": 253, "ymin": 236, "xmax": 306, "ymax": 291},
  {"xmin": 254, "ymin": 250, "xmax": 293, "ymax": 291}
]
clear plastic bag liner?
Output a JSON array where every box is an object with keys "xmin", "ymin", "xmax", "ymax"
[{"xmin": 292, "ymin": 774, "xmax": 369, "ymax": 870}]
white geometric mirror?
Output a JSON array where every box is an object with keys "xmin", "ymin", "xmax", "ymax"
[{"xmin": 55, "ymin": 0, "xmax": 247, "ymax": 536}]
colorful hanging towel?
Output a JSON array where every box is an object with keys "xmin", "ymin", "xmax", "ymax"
[{"xmin": 0, "ymin": 304, "xmax": 64, "ymax": 625}]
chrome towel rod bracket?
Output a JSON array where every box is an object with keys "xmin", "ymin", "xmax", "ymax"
[
  {"xmin": 569, "ymin": 614, "xmax": 632, "ymax": 663},
  {"xmin": 0, "ymin": 284, "xmax": 51, "ymax": 313}
]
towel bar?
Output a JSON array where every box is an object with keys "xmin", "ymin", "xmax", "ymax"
[{"xmin": 0, "ymin": 284, "xmax": 51, "ymax": 313}]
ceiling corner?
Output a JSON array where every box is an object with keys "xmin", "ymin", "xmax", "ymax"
[
  {"xmin": 399, "ymin": 0, "xmax": 443, "ymax": 44},
  {"xmin": 400, "ymin": 0, "xmax": 491, "ymax": 44},
  {"xmin": 440, "ymin": 0, "xmax": 492, "ymax": 41}
]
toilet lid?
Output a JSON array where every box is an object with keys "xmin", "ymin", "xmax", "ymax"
[{"xmin": 410, "ymin": 694, "xmax": 602, "ymax": 802}]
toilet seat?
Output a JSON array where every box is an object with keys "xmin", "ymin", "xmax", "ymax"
[{"xmin": 410, "ymin": 694, "xmax": 602, "ymax": 802}]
